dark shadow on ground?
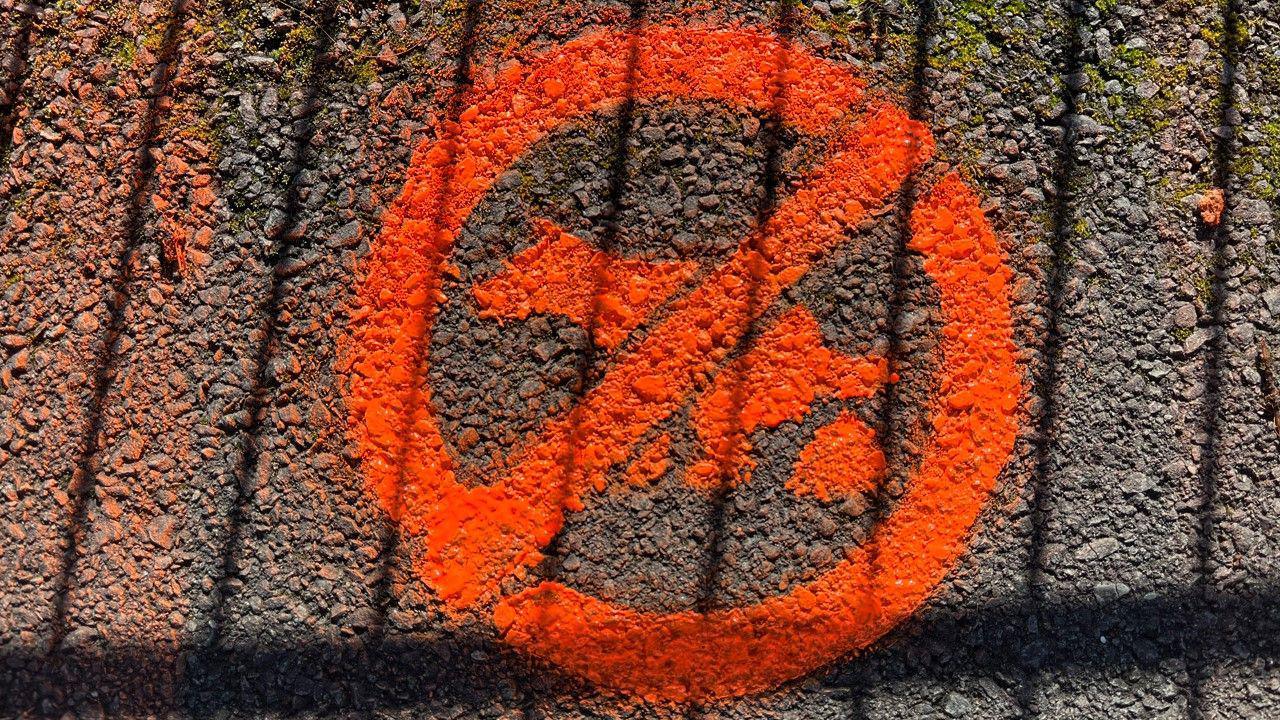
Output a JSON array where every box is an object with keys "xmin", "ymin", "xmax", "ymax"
[{"xmin": 2, "ymin": 584, "xmax": 1276, "ymax": 716}]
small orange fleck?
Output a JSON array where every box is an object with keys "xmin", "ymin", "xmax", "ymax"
[
  {"xmin": 632, "ymin": 375, "xmax": 666, "ymax": 401},
  {"xmin": 624, "ymin": 433, "xmax": 672, "ymax": 486},
  {"xmin": 1198, "ymin": 188, "xmax": 1225, "ymax": 226},
  {"xmin": 787, "ymin": 411, "xmax": 885, "ymax": 502}
]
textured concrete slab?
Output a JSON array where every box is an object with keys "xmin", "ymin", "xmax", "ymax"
[{"xmin": 0, "ymin": 0, "xmax": 1277, "ymax": 718}]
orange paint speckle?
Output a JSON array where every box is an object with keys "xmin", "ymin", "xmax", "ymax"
[
  {"xmin": 787, "ymin": 411, "xmax": 885, "ymax": 502},
  {"xmin": 686, "ymin": 305, "xmax": 887, "ymax": 492},
  {"xmin": 624, "ymin": 432, "xmax": 672, "ymax": 486}
]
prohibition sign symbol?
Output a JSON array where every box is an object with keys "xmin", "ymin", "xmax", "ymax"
[{"xmin": 345, "ymin": 22, "xmax": 1022, "ymax": 703}]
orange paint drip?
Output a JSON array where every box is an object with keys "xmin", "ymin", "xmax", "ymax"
[
  {"xmin": 497, "ymin": 173, "xmax": 1021, "ymax": 702},
  {"xmin": 787, "ymin": 411, "xmax": 885, "ymax": 502},
  {"xmin": 152, "ymin": 145, "xmax": 218, "ymax": 274},
  {"xmin": 686, "ymin": 305, "xmax": 887, "ymax": 491},
  {"xmin": 473, "ymin": 218, "xmax": 697, "ymax": 349}
]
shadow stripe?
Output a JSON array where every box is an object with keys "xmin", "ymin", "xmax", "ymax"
[
  {"xmin": 0, "ymin": 0, "xmax": 40, "ymax": 169},
  {"xmin": 1186, "ymin": 0, "xmax": 1245, "ymax": 717},
  {"xmin": 1018, "ymin": 0, "xmax": 1085, "ymax": 713},
  {"xmin": 197, "ymin": 0, "xmax": 345, "ymax": 656},
  {"xmin": 48, "ymin": 0, "xmax": 195, "ymax": 656}
]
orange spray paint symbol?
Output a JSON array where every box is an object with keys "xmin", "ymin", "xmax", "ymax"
[{"xmin": 344, "ymin": 23, "xmax": 1022, "ymax": 703}]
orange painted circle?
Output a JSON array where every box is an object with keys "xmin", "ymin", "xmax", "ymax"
[{"xmin": 344, "ymin": 22, "xmax": 1022, "ymax": 703}]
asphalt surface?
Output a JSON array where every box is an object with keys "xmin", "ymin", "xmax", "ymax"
[{"xmin": 1, "ymin": 0, "xmax": 1278, "ymax": 718}]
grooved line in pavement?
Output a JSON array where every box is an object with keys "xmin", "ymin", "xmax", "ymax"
[
  {"xmin": 1187, "ymin": 0, "xmax": 1244, "ymax": 717},
  {"xmin": 1017, "ymin": 0, "xmax": 1084, "ymax": 714},
  {"xmin": 0, "ymin": 0, "xmax": 41, "ymax": 169},
  {"xmin": 195, "ymin": 0, "xmax": 344, "ymax": 667},
  {"xmin": 47, "ymin": 0, "xmax": 193, "ymax": 656}
]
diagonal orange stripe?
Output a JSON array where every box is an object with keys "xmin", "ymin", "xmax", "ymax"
[{"xmin": 421, "ymin": 105, "xmax": 933, "ymax": 606}]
